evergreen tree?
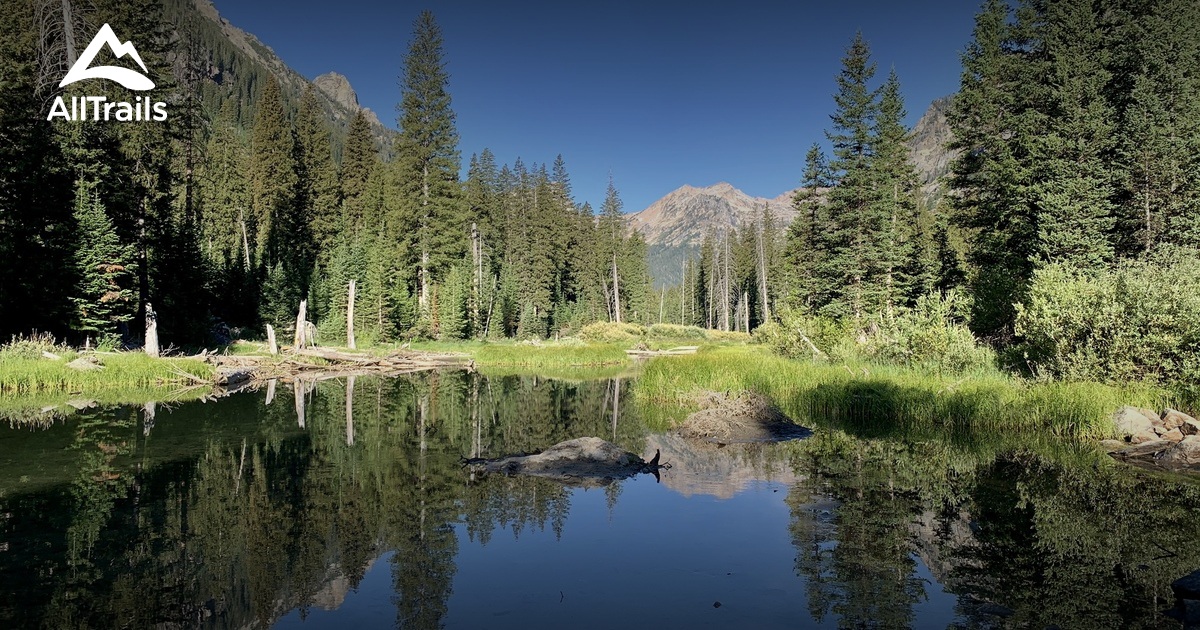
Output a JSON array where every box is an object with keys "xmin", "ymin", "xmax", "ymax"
[
  {"xmin": 822, "ymin": 32, "xmax": 882, "ymax": 322},
  {"xmin": 249, "ymin": 75, "xmax": 296, "ymax": 267},
  {"xmin": 394, "ymin": 10, "xmax": 465, "ymax": 317},
  {"xmin": 294, "ymin": 87, "xmax": 342, "ymax": 255},
  {"xmin": 870, "ymin": 69, "xmax": 924, "ymax": 312},
  {"xmin": 1033, "ymin": 0, "xmax": 1115, "ymax": 269},
  {"xmin": 784, "ymin": 143, "xmax": 834, "ymax": 310},
  {"xmin": 340, "ymin": 110, "xmax": 376, "ymax": 238},
  {"xmin": 946, "ymin": 0, "xmax": 1045, "ymax": 339},
  {"xmin": 70, "ymin": 184, "xmax": 137, "ymax": 342}
]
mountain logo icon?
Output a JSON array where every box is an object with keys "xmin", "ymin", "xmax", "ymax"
[{"xmin": 59, "ymin": 23, "xmax": 155, "ymax": 91}]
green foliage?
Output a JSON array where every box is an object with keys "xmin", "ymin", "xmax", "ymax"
[
  {"xmin": 860, "ymin": 291, "xmax": 995, "ymax": 374},
  {"xmin": 647, "ymin": 324, "xmax": 706, "ymax": 340},
  {"xmin": 0, "ymin": 333, "xmax": 71, "ymax": 361},
  {"xmin": 1016, "ymin": 252, "xmax": 1200, "ymax": 387},
  {"xmin": 577, "ymin": 321, "xmax": 647, "ymax": 343},
  {"xmin": 70, "ymin": 183, "xmax": 137, "ymax": 342},
  {"xmin": 0, "ymin": 352, "xmax": 212, "ymax": 395},
  {"xmin": 635, "ymin": 345, "xmax": 1171, "ymax": 440}
]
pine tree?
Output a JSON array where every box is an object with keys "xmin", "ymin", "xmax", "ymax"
[
  {"xmin": 395, "ymin": 10, "xmax": 465, "ymax": 318},
  {"xmin": 340, "ymin": 110, "xmax": 376, "ymax": 238},
  {"xmin": 70, "ymin": 183, "xmax": 137, "ymax": 341},
  {"xmin": 870, "ymin": 69, "xmax": 923, "ymax": 312},
  {"xmin": 822, "ymin": 32, "xmax": 882, "ymax": 322},
  {"xmin": 784, "ymin": 143, "xmax": 834, "ymax": 310},
  {"xmin": 1033, "ymin": 0, "xmax": 1115, "ymax": 269},
  {"xmin": 946, "ymin": 0, "xmax": 1045, "ymax": 339},
  {"xmin": 598, "ymin": 177, "xmax": 626, "ymax": 322},
  {"xmin": 294, "ymin": 86, "xmax": 342, "ymax": 255},
  {"xmin": 249, "ymin": 75, "xmax": 296, "ymax": 268}
]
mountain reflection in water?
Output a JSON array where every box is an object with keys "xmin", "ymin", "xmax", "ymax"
[{"xmin": 1, "ymin": 371, "xmax": 1198, "ymax": 629}]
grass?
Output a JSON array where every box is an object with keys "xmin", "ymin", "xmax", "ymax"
[
  {"xmin": 409, "ymin": 339, "xmax": 632, "ymax": 369},
  {"xmin": 0, "ymin": 351, "xmax": 212, "ymax": 396},
  {"xmin": 634, "ymin": 345, "xmax": 1175, "ymax": 440}
]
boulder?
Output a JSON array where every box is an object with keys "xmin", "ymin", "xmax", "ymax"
[
  {"xmin": 1113, "ymin": 439, "xmax": 1172, "ymax": 459},
  {"xmin": 1164, "ymin": 409, "xmax": 1200, "ymax": 436},
  {"xmin": 1160, "ymin": 436, "xmax": 1200, "ymax": 467},
  {"xmin": 1162, "ymin": 428, "xmax": 1185, "ymax": 443},
  {"xmin": 1128, "ymin": 430, "xmax": 1160, "ymax": 445},
  {"xmin": 1112, "ymin": 406, "xmax": 1158, "ymax": 438},
  {"xmin": 66, "ymin": 356, "xmax": 103, "ymax": 371},
  {"xmin": 464, "ymin": 437, "xmax": 666, "ymax": 487}
]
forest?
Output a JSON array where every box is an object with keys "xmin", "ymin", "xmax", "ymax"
[{"xmin": 3, "ymin": 0, "xmax": 1200, "ymax": 389}]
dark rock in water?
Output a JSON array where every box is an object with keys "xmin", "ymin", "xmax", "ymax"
[
  {"xmin": 1173, "ymin": 569, "xmax": 1200, "ymax": 600},
  {"xmin": 464, "ymin": 437, "xmax": 666, "ymax": 487}
]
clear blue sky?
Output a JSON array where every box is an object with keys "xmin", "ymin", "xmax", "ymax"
[{"xmin": 211, "ymin": 0, "xmax": 979, "ymax": 213}]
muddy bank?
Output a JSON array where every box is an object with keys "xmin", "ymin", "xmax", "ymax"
[{"xmin": 675, "ymin": 391, "xmax": 812, "ymax": 444}]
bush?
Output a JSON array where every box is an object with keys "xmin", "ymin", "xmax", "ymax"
[
  {"xmin": 577, "ymin": 321, "xmax": 647, "ymax": 343},
  {"xmin": 761, "ymin": 294, "xmax": 993, "ymax": 374},
  {"xmin": 647, "ymin": 323, "xmax": 707, "ymax": 340},
  {"xmin": 862, "ymin": 291, "xmax": 995, "ymax": 374},
  {"xmin": 1016, "ymin": 251, "xmax": 1200, "ymax": 385},
  {"xmin": 0, "ymin": 333, "xmax": 70, "ymax": 360}
]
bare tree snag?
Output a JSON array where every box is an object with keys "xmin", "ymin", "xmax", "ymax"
[
  {"xmin": 145, "ymin": 302, "xmax": 159, "ymax": 357},
  {"xmin": 293, "ymin": 300, "xmax": 307, "ymax": 350},
  {"xmin": 294, "ymin": 379, "xmax": 306, "ymax": 428},
  {"xmin": 266, "ymin": 324, "xmax": 278, "ymax": 355},
  {"xmin": 347, "ymin": 279, "xmax": 357, "ymax": 350},
  {"xmin": 265, "ymin": 379, "xmax": 276, "ymax": 406},
  {"xmin": 612, "ymin": 252, "xmax": 622, "ymax": 324},
  {"xmin": 346, "ymin": 375, "xmax": 355, "ymax": 446}
]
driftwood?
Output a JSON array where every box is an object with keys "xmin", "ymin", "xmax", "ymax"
[
  {"xmin": 625, "ymin": 345, "xmax": 699, "ymax": 357},
  {"xmin": 464, "ymin": 437, "xmax": 670, "ymax": 487}
]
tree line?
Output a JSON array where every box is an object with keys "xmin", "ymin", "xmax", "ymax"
[{"xmin": 0, "ymin": 4, "xmax": 652, "ymax": 347}]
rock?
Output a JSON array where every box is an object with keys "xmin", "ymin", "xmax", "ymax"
[
  {"xmin": 1164, "ymin": 409, "xmax": 1200, "ymax": 436},
  {"xmin": 464, "ymin": 437, "xmax": 665, "ymax": 487},
  {"xmin": 1172, "ymin": 569, "xmax": 1200, "ymax": 601},
  {"xmin": 66, "ymin": 356, "xmax": 103, "ymax": 371},
  {"xmin": 1113, "ymin": 439, "xmax": 1172, "ymax": 459},
  {"xmin": 1128, "ymin": 430, "xmax": 1160, "ymax": 444},
  {"xmin": 1112, "ymin": 406, "xmax": 1157, "ymax": 437},
  {"xmin": 1162, "ymin": 428, "xmax": 1185, "ymax": 443},
  {"xmin": 675, "ymin": 391, "xmax": 811, "ymax": 444},
  {"xmin": 1098, "ymin": 440, "xmax": 1127, "ymax": 452},
  {"xmin": 1160, "ymin": 436, "xmax": 1200, "ymax": 467}
]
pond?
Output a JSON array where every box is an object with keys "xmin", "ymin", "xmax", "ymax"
[{"xmin": 1, "ymin": 371, "xmax": 1198, "ymax": 629}]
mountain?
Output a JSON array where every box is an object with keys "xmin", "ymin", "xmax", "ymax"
[
  {"xmin": 167, "ymin": 0, "xmax": 395, "ymax": 155},
  {"xmin": 631, "ymin": 95, "xmax": 956, "ymax": 286}
]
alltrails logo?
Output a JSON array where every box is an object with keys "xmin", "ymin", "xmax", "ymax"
[{"xmin": 47, "ymin": 24, "xmax": 168, "ymax": 122}]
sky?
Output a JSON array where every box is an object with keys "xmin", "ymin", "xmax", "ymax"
[{"xmin": 210, "ymin": 0, "xmax": 980, "ymax": 214}]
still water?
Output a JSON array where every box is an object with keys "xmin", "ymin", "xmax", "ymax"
[{"xmin": 1, "ymin": 371, "xmax": 1198, "ymax": 629}]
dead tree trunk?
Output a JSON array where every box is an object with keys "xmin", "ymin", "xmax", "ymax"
[
  {"xmin": 346, "ymin": 375, "xmax": 355, "ymax": 446},
  {"xmin": 612, "ymin": 252, "xmax": 622, "ymax": 323},
  {"xmin": 265, "ymin": 379, "xmax": 276, "ymax": 405},
  {"xmin": 347, "ymin": 279, "xmax": 357, "ymax": 350},
  {"xmin": 266, "ymin": 324, "xmax": 278, "ymax": 355},
  {"xmin": 144, "ymin": 302, "xmax": 159, "ymax": 357},
  {"xmin": 294, "ymin": 379, "xmax": 306, "ymax": 428},
  {"xmin": 293, "ymin": 300, "xmax": 307, "ymax": 351}
]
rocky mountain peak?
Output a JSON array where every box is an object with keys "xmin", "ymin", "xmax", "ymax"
[{"xmin": 314, "ymin": 71, "xmax": 382, "ymax": 127}]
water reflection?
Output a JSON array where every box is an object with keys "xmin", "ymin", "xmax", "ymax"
[{"xmin": 0, "ymin": 372, "xmax": 1198, "ymax": 629}]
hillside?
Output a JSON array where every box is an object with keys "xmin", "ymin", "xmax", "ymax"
[{"xmin": 164, "ymin": 0, "xmax": 394, "ymax": 156}]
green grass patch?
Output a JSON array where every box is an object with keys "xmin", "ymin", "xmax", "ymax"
[
  {"xmin": 634, "ymin": 345, "xmax": 1174, "ymax": 440},
  {"xmin": 0, "ymin": 352, "xmax": 213, "ymax": 396}
]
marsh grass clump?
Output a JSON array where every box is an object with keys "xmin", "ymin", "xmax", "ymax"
[
  {"xmin": 0, "ymin": 352, "xmax": 212, "ymax": 395},
  {"xmin": 0, "ymin": 333, "xmax": 71, "ymax": 360},
  {"xmin": 635, "ymin": 346, "xmax": 1173, "ymax": 440},
  {"xmin": 647, "ymin": 323, "xmax": 706, "ymax": 340}
]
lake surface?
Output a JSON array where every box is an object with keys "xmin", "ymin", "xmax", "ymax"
[{"xmin": 2, "ymin": 371, "xmax": 1199, "ymax": 629}]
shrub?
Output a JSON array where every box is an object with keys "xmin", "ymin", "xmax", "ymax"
[
  {"xmin": 758, "ymin": 310, "xmax": 854, "ymax": 360},
  {"xmin": 577, "ymin": 321, "xmax": 647, "ymax": 343},
  {"xmin": 647, "ymin": 323, "xmax": 707, "ymax": 340},
  {"xmin": 862, "ymin": 291, "xmax": 995, "ymax": 374},
  {"xmin": 0, "ymin": 333, "xmax": 70, "ymax": 360},
  {"xmin": 1016, "ymin": 251, "xmax": 1200, "ymax": 385}
]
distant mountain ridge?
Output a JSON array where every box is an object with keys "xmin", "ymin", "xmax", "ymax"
[{"xmin": 632, "ymin": 96, "xmax": 956, "ymax": 286}]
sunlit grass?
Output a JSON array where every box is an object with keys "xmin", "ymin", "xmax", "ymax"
[
  {"xmin": 634, "ymin": 345, "xmax": 1174, "ymax": 440},
  {"xmin": 0, "ymin": 352, "xmax": 212, "ymax": 396}
]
